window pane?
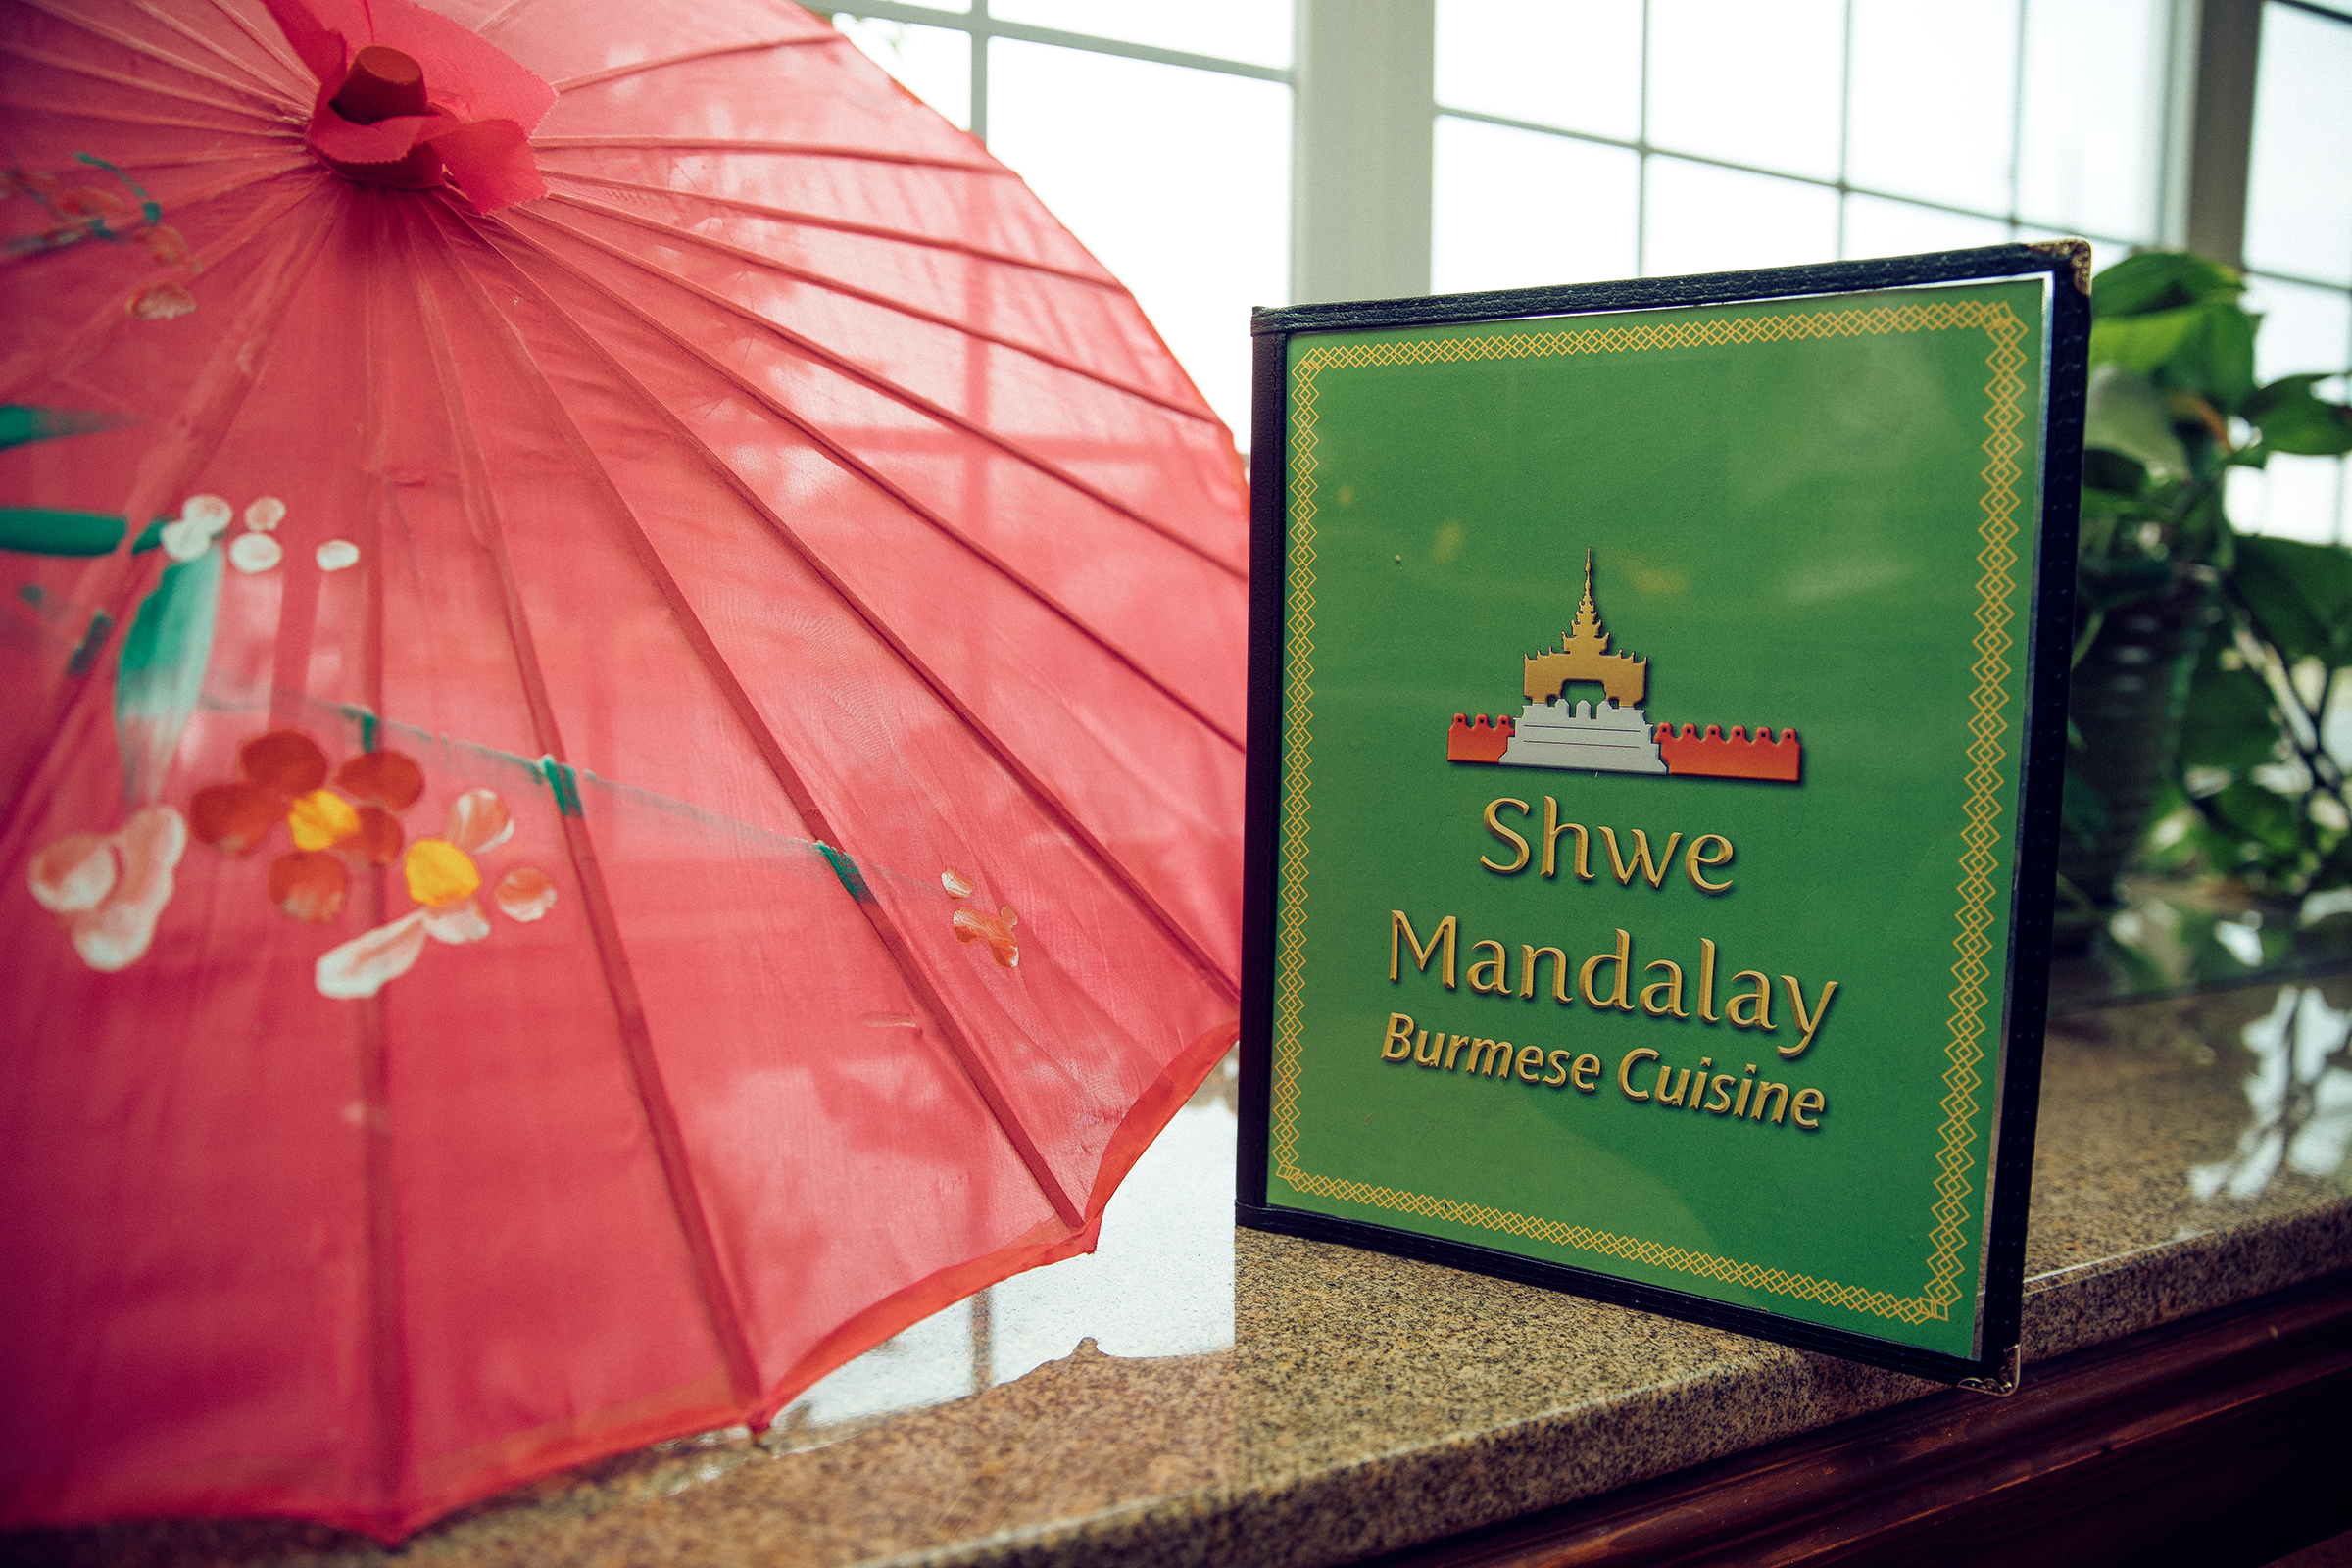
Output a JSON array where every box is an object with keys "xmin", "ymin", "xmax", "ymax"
[
  {"xmin": 1644, "ymin": 158, "xmax": 1838, "ymax": 276},
  {"xmin": 1436, "ymin": 0, "xmax": 1642, "ymax": 142},
  {"xmin": 991, "ymin": 0, "xmax": 1293, "ymax": 70},
  {"xmin": 1647, "ymin": 0, "xmax": 1844, "ymax": 180},
  {"xmin": 2236, "ymin": 274, "xmax": 2351, "ymax": 545},
  {"xmin": 1842, "ymin": 195, "xmax": 2009, "ymax": 261},
  {"xmin": 1433, "ymin": 118, "xmax": 1639, "ymax": 292},
  {"xmin": 2015, "ymin": 0, "xmax": 2167, "ymax": 242},
  {"xmin": 831, "ymin": 16, "xmax": 971, "ymax": 129},
  {"xmin": 2244, "ymin": 273, "xmax": 2352, "ymax": 387},
  {"xmin": 2245, "ymin": 3, "xmax": 2352, "ymax": 286},
  {"xmin": 1844, "ymin": 0, "xmax": 2017, "ymax": 215},
  {"xmin": 986, "ymin": 1095, "xmax": 1237, "ymax": 1384},
  {"xmin": 987, "ymin": 41, "xmax": 1289, "ymax": 435},
  {"xmin": 786, "ymin": 1296, "xmax": 978, "ymax": 1427},
  {"xmin": 2228, "ymin": 461, "xmax": 2347, "ymax": 545}
]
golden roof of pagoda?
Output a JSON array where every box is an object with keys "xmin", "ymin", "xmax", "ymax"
[{"xmin": 1523, "ymin": 550, "xmax": 1647, "ymax": 708}]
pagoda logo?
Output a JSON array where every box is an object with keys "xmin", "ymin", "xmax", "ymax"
[{"xmin": 1446, "ymin": 551, "xmax": 1802, "ymax": 784}]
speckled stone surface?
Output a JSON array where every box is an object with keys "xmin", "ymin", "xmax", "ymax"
[{"xmin": 11, "ymin": 970, "xmax": 2350, "ymax": 1568}]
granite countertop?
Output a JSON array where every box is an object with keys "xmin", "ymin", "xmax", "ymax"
[{"xmin": 20, "ymin": 926, "xmax": 2352, "ymax": 1568}]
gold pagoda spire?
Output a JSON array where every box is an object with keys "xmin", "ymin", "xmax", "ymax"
[
  {"xmin": 1522, "ymin": 546, "xmax": 1647, "ymax": 707},
  {"xmin": 1567, "ymin": 548, "xmax": 1608, "ymax": 653}
]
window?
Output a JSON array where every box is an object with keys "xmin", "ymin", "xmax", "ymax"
[
  {"xmin": 831, "ymin": 4, "xmax": 1292, "ymax": 436},
  {"xmin": 2233, "ymin": 0, "xmax": 2352, "ymax": 545},
  {"xmin": 829, "ymin": 0, "xmax": 2345, "ymax": 524},
  {"xmin": 1432, "ymin": 0, "xmax": 2181, "ymax": 294}
]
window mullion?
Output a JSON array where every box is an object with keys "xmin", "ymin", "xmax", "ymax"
[{"xmin": 1291, "ymin": 0, "xmax": 1435, "ymax": 303}]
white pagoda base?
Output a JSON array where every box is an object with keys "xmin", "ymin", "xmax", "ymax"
[{"xmin": 1499, "ymin": 699, "xmax": 1667, "ymax": 774}]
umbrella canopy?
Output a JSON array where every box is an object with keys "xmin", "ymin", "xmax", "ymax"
[{"xmin": 0, "ymin": 0, "xmax": 1247, "ymax": 1541}]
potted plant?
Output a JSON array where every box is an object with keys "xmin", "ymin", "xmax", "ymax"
[{"xmin": 2063, "ymin": 252, "xmax": 2352, "ymax": 950}]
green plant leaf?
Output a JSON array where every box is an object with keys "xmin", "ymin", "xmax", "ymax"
[
  {"xmin": 2081, "ymin": 446, "xmax": 2150, "ymax": 494},
  {"xmin": 114, "ymin": 544, "xmax": 220, "ymax": 806},
  {"xmin": 2249, "ymin": 389, "xmax": 2352, "ymax": 456},
  {"xmin": 2091, "ymin": 253, "xmax": 2246, "ymax": 318},
  {"xmin": 2166, "ymin": 304, "xmax": 2258, "ymax": 411},
  {"xmin": 2076, "ymin": 553, "xmax": 2177, "ymax": 612},
  {"xmin": 2177, "ymin": 656, "xmax": 2279, "ymax": 771},
  {"xmin": 2084, "ymin": 363, "xmax": 2190, "ymax": 478},
  {"xmin": 2244, "ymin": 372, "xmax": 2343, "ymax": 418},
  {"xmin": 2079, "ymin": 487, "xmax": 2162, "ymax": 521},
  {"xmin": 2205, "ymin": 778, "xmax": 2305, "ymax": 859},
  {"xmin": 2318, "ymin": 833, "xmax": 2352, "ymax": 896},
  {"xmin": 2089, "ymin": 309, "xmax": 2198, "ymax": 373},
  {"xmin": 2234, "ymin": 535, "xmax": 2352, "ymax": 668},
  {"xmin": 2062, "ymin": 765, "xmax": 2109, "ymax": 849}
]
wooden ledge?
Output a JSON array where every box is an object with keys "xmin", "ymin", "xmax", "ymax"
[{"xmin": 1374, "ymin": 1267, "xmax": 2352, "ymax": 1568}]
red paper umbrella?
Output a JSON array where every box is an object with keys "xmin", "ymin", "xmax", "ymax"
[{"xmin": 0, "ymin": 0, "xmax": 1246, "ymax": 1541}]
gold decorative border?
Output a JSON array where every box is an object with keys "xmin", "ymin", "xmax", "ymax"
[{"xmin": 1272, "ymin": 297, "xmax": 2033, "ymax": 1328}]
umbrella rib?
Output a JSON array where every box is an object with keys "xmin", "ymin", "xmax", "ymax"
[
  {"xmin": 427, "ymin": 220, "xmax": 1097, "ymax": 1230},
  {"xmin": 537, "ymin": 188, "xmax": 1218, "ymax": 425},
  {"xmin": 0, "ymin": 94, "xmax": 305, "ymax": 136},
  {"xmin": 482, "ymin": 212, "xmax": 1247, "ymax": 747},
  {"xmin": 548, "ymin": 34, "xmax": 839, "ymax": 94},
  {"xmin": 128, "ymin": 0, "xmax": 311, "ymax": 102},
  {"xmin": 351, "ymin": 213, "xmax": 416, "ymax": 1515},
  {"xmin": 531, "ymin": 137, "xmax": 1007, "ymax": 176},
  {"xmin": 0, "ymin": 36, "xmax": 297, "ymax": 123},
  {"xmin": 537, "ymin": 168, "xmax": 1105, "ymax": 284},
  {"xmin": 512, "ymin": 204, "xmax": 1246, "ymax": 584},
  {"xmin": 114, "ymin": 154, "xmax": 317, "ymax": 227},
  {"xmin": 474, "ymin": 0, "xmax": 539, "ymax": 32},
  {"xmin": 0, "ymin": 196, "xmax": 339, "ymax": 862},
  {"xmin": 80, "ymin": 145, "xmax": 315, "ymax": 174},
  {"xmin": 391, "ymin": 203, "xmax": 766, "ymax": 1407},
  {"xmin": 13, "ymin": 0, "xmax": 301, "ymax": 109},
  {"xmin": 4, "ymin": 173, "xmax": 316, "ymax": 398},
  {"xmin": 202, "ymin": 0, "xmax": 317, "ymax": 89},
  {"xmin": 450, "ymin": 211, "xmax": 1242, "ymax": 1004}
]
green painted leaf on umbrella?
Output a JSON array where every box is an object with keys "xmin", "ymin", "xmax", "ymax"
[
  {"xmin": 0, "ymin": 405, "xmax": 129, "ymax": 449},
  {"xmin": 0, "ymin": 508, "xmax": 164, "ymax": 556},
  {"xmin": 115, "ymin": 544, "xmax": 220, "ymax": 806}
]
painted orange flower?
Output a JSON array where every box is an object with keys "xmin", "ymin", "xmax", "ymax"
[
  {"xmin": 315, "ymin": 786, "xmax": 556, "ymax": 1000},
  {"xmin": 188, "ymin": 729, "xmax": 556, "ymax": 998},
  {"xmin": 190, "ymin": 729, "xmax": 420, "ymax": 925},
  {"xmin": 943, "ymin": 866, "xmax": 1019, "ymax": 970}
]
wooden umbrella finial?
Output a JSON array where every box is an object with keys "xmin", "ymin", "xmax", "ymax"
[
  {"xmin": 331, "ymin": 45, "xmax": 428, "ymax": 123},
  {"xmin": 324, "ymin": 46, "xmax": 446, "ymax": 189}
]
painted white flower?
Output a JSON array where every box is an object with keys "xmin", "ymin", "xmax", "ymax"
[
  {"xmin": 314, "ymin": 787, "xmax": 554, "ymax": 1000},
  {"xmin": 228, "ymin": 532, "xmax": 282, "ymax": 573},
  {"xmin": 28, "ymin": 806, "xmax": 188, "ymax": 971},
  {"xmin": 158, "ymin": 493, "xmax": 233, "ymax": 562}
]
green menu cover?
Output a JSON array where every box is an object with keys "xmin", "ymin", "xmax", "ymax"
[{"xmin": 1239, "ymin": 246, "xmax": 2090, "ymax": 1387}]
